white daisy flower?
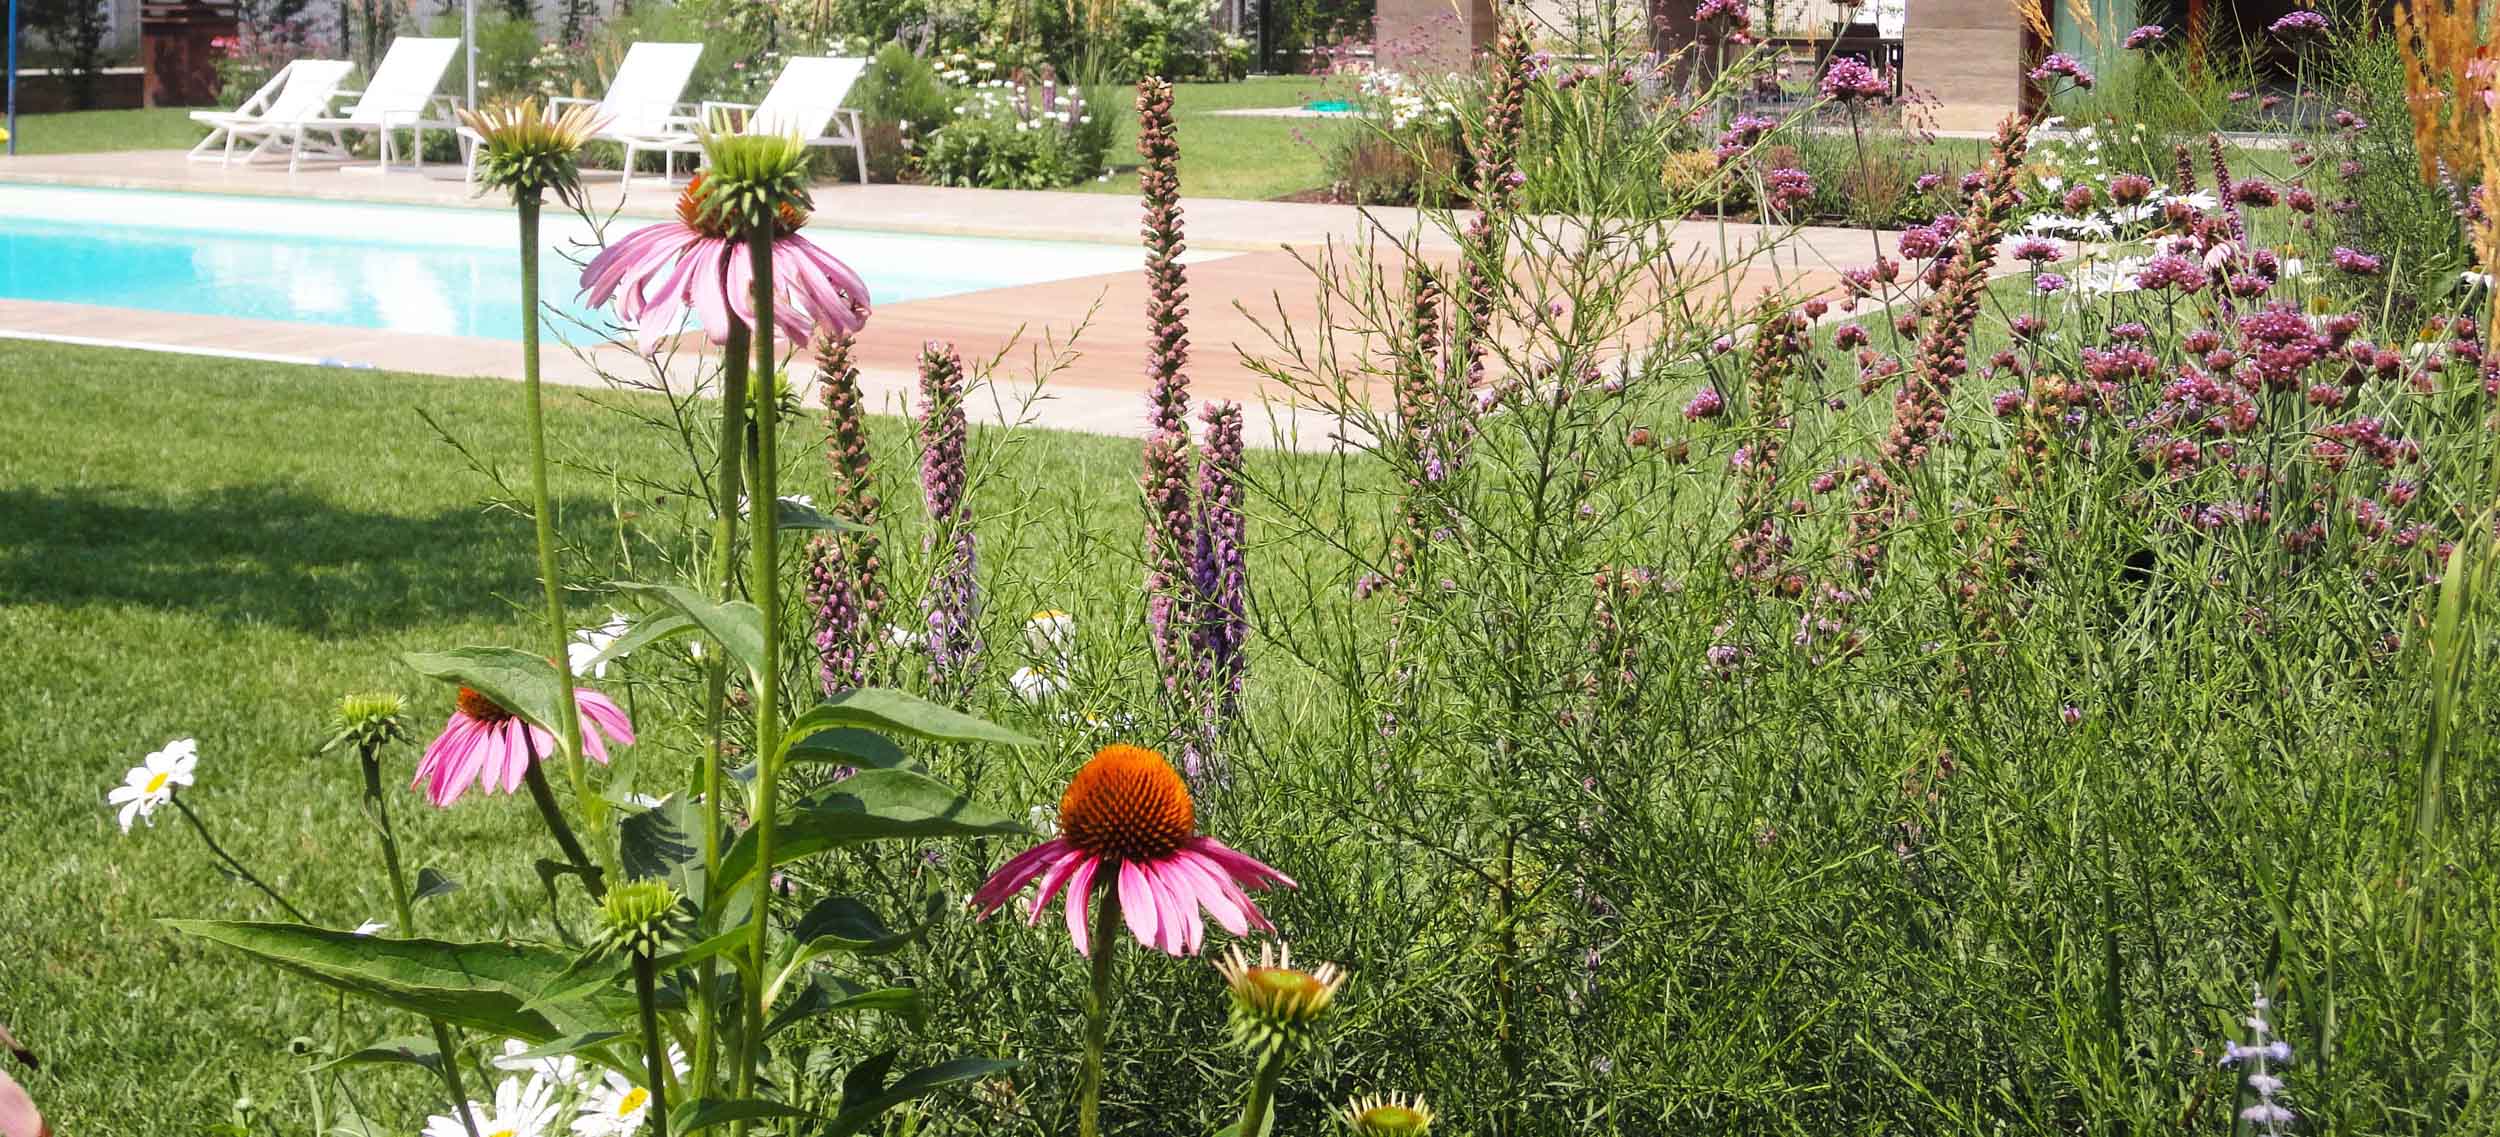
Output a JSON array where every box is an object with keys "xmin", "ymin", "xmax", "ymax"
[
  {"xmin": 571, "ymin": 1072, "xmax": 658, "ymax": 1136},
  {"xmin": 2461, "ymin": 271, "xmax": 2494, "ymax": 291},
  {"xmin": 2279, "ymin": 257, "xmax": 2306, "ymax": 280},
  {"xmin": 492, "ymin": 1039, "xmax": 581, "ymax": 1090},
  {"xmin": 425, "ymin": 1074, "xmax": 558, "ymax": 1137},
  {"xmin": 1023, "ymin": 610, "xmax": 1075, "ymax": 660},
  {"xmin": 1008, "ymin": 666, "xmax": 1067, "ymax": 703},
  {"xmin": 108, "ymin": 738, "xmax": 198, "ymax": 833},
  {"xmin": 568, "ymin": 612, "xmax": 631, "ymax": 679}
]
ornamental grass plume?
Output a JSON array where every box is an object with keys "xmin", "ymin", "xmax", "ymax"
[
  {"xmin": 809, "ymin": 331, "xmax": 887, "ymax": 693},
  {"xmin": 916, "ymin": 341, "xmax": 981, "ymax": 687},
  {"xmin": 970, "ymin": 743, "xmax": 1293, "ymax": 1137}
]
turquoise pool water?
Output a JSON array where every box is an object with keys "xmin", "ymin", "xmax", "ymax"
[{"xmin": 0, "ymin": 185, "xmax": 1147, "ymax": 342}]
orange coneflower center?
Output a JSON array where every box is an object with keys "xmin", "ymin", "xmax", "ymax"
[
  {"xmin": 1058, "ymin": 744, "xmax": 1194, "ymax": 862},
  {"xmin": 676, "ymin": 173, "xmax": 809, "ymax": 241},
  {"xmin": 455, "ymin": 686, "xmax": 514, "ymax": 723}
]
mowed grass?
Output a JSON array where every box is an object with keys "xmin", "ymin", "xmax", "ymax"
[
  {"xmin": 1080, "ymin": 74, "xmax": 1347, "ymax": 200},
  {"xmin": 2, "ymin": 106, "xmax": 202, "ymax": 155},
  {"xmin": 0, "ymin": 338, "xmax": 1207, "ymax": 1133}
]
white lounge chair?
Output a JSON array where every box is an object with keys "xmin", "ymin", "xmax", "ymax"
[
  {"xmin": 280, "ymin": 37, "xmax": 463, "ymax": 175},
  {"xmin": 545, "ymin": 41, "xmax": 706, "ymax": 187},
  {"xmin": 187, "ymin": 58, "xmax": 356, "ymax": 166},
  {"xmin": 698, "ymin": 56, "xmax": 872, "ymax": 184}
]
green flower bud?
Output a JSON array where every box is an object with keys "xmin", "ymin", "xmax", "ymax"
[
  {"xmin": 597, "ymin": 879, "xmax": 686, "ymax": 959},
  {"xmin": 1341, "ymin": 1092, "xmax": 1434, "ymax": 1137},
  {"xmin": 1216, "ymin": 942, "xmax": 1344, "ymax": 1058}
]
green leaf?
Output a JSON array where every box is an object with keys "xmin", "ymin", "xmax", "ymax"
[
  {"xmin": 584, "ymin": 612, "xmax": 697, "ymax": 672},
  {"xmin": 164, "ymin": 921, "xmax": 608, "ymax": 1041},
  {"xmin": 611, "ymin": 581, "xmax": 766, "ymax": 679},
  {"xmin": 619, "ymin": 799, "xmax": 698, "ymax": 883},
  {"xmin": 824, "ymin": 1055, "xmax": 1020, "ymax": 1137},
  {"xmin": 400, "ymin": 648, "xmax": 567, "ymax": 734},
  {"xmin": 791, "ymin": 895, "xmax": 919, "ymax": 956},
  {"xmin": 717, "ymin": 769, "xmax": 1027, "ymax": 891},
  {"xmin": 307, "ymin": 1035, "xmax": 439, "ymax": 1074},
  {"xmin": 780, "ymin": 689, "xmax": 1040, "ymax": 755},
  {"xmin": 765, "ymin": 975, "xmax": 921, "ymax": 1039},
  {"xmin": 671, "ymin": 1098, "xmax": 817, "ymax": 1133},
  {"xmin": 775, "ymin": 498, "xmax": 864, "ymax": 532},
  {"xmin": 652, "ymin": 923, "xmax": 756, "ymax": 975},
  {"xmin": 411, "ymin": 868, "xmax": 460, "ymax": 904},
  {"xmin": 784, "ymin": 728, "xmax": 914, "ymax": 771}
]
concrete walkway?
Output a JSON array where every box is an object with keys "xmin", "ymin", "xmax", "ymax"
[{"xmin": 0, "ymin": 150, "xmax": 1917, "ymax": 448}]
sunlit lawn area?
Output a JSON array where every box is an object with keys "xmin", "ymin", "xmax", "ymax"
[{"xmin": 2, "ymin": 106, "xmax": 202, "ymax": 155}]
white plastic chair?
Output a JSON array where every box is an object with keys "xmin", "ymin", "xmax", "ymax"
[
  {"xmin": 187, "ymin": 59, "xmax": 357, "ymax": 166},
  {"xmin": 272, "ymin": 37, "xmax": 463, "ymax": 174},
  {"xmin": 698, "ymin": 56, "xmax": 872, "ymax": 184},
  {"xmin": 545, "ymin": 41, "xmax": 707, "ymax": 187}
]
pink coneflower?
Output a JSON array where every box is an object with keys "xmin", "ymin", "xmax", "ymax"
[
  {"xmin": 414, "ymin": 686, "xmax": 635, "ymax": 807},
  {"xmin": 971, "ymin": 743, "xmax": 1293, "ymax": 956},
  {"xmin": 579, "ymin": 173, "xmax": 872, "ymax": 355}
]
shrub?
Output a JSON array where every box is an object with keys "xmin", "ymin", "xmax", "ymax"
[
  {"xmin": 919, "ymin": 74, "xmax": 1108, "ymax": 189},
  {"xmin": 859, "ymin": 42, "xmax": 958, "ymax": 182}
]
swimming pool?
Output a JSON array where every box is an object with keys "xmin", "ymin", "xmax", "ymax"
[{"xmin": 0, "ymin": 185, "xmax": 1151, "ymax": 342}]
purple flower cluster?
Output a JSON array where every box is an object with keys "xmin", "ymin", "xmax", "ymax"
[
  {"xmin": 2267, "ymin": 9, "xmax": 2327, "ymax": 36},
  {"xmin": 1714, "ymin": 113, "xmax": 1776, "ymax": 163},
  {"xmin": 809, "ymin": 333, "xmax": 887, "ymax": 693},
  {"xmin": 2135, "ymin": 254, "xmax": 2207, "ymax": 292},
  {"xmin": 1684, "ymin": 387, "xmax": 1727, "ymax": 419},
  {"xmin": 1765, "ymin": 167, "xmax": 1815, "ymax": 216},
  {"xmin": 2330, "ymin": 245, "xmax": 2384, "ymax": 275},
  {"xmin": 2122, "ymin": 23, "xmax": 2164, "ymax": 48},
  {"xmin": 2028, "ymin": 52, "xmax": 2095, "ymax": 90},
  {"xmin": 2009, "ymin": 236, "xmax": 2064, "ymax": 264},
  {"xmin": 1193, "ymin": 401, "xmax": 1250, "ymax": 726},
  {"xmin": 1820, "ymin": 57, "xmax": 1888, "ymax": 103},
  {"xmin": 915, "ymin": 341, "xmax": 981, "ymax": 687}
]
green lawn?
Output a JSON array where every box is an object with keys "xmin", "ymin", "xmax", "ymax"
[
  {"xmin": 1080, "ymin": 74, "xmax": 1346, "ymax": 200},
  {"xmin": 2, "ymin": 106, "xmax": 203, "ymax": 155},
  {"xmin": 0, "ymin": 339, "xmax": 1194, "ymax": 1133}
]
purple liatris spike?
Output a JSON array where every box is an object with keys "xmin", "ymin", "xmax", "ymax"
[
  {"xmin": 1195, "ymin": 401, "xmax": 1249, "ymax": 724},
  {"xmin": 1143, "ymin": 427, "xmax": 1199, "ymax": 698},
  {"xmin": 1137, "ymin": 77, "xmax": 1192, "ymax": 440},
  {"xmin": 915, "ymin": 341, "xmax": 980, "ymax": 688},
  {"xmin": 811, "ymin": 331, "xmax": 885, "ymax": 693}
]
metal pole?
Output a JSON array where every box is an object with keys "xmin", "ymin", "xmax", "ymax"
[{"xmin": 5, "ymin": 0, "xmax": 20, "ymax": 156}]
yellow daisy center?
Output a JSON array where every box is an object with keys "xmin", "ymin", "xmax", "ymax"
[
  {"xmin": 145, "ymin": 771, "xmax": 171, "ymax": 794},
  {"xmin": 487, "ymin": 1130, "xmax": 517, "ymax": 1137},
  {"xmin": 1059, "ymin": 744, "xmax": 1194, "ymax": 862},
  {"xmin": 616, "ymin": 1087, "xmax": 649, "ymax": 1115}
]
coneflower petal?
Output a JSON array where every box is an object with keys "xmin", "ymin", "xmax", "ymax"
[
  {"xmin": 1118, "ymin": 860, "xmax": 1161, "ymax": 953},
  {"xmin": 1172, "ymin": 850, "xmax": 1249, "ymax": 936},
  {"xmin": 1186, "ymin": 836, "xmax": 1295, "ymax": 890},
  {"xmin": 1025, "ymin": 847, "xmax": 1087, "ymax": 926},
  {"xmin": 1063, "ymin": 855, "xmax": 1101, "ymax": 956},
  {"xmin": 971, "ymin": 838, "xmax": 1070, "ymax": 916}
]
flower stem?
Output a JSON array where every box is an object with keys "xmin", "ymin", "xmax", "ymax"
[
  {"xmin": 520, "ymin": 738, "xmax": 605, "ymax": 901},
  {"xmin": 735, "ymin": 230, "xmax": 783, "ymax": 1118},
  {"xmin": 170, "ymin": 793, "xmax": 310, "ymax": 923},
  {"xmin": 359, "ymin": 748, "xmax": 480, "ymax": 1137},
  {"xmin": 632, "ymin": 953, "xmax": 672, "ymax": 1137},
  {"xmin": 1079, "ymin": 883, "xmax": 1123, "ymax": 1137},
  {"xmin": 691, "ymin": 319, "xmax": 751, "ymax": 1104},
  {"xmin": 1233, "ymin": 1048, "xmax": 1289, "ymax": 1137},
  {"xmin": 516, "ymin": 193, "xmax": 598, "ymax": 838}
]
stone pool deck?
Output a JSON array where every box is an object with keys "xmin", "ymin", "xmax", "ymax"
[{"xmin": 0, "ymin": 149, "xmax": 1917, "ymax": 447}]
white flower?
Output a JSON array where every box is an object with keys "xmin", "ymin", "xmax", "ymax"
[
  {"xmin": 570, "ymin": 1071, "xmax": 656, "ymax": 1137},
  {"xmin": 2462, "ymin": 271, "xmax": 2495, "ymax": 291},
  {"xmin": 568, "ymin": 612, "xmax": 631, "ymax": 679},
  {"xmin": 1024, "ymin": 610, "xmax": 1075, "ymax": 660},
  {"xmin": 1008, "ymin": 666, "xmax": 1067, "ymax": 703},
  {"xmin": 2203, "ymin": 241, "xmax": 2239, "ymax": 270},
  {"xmin": 885, "ymin": 624, "xmax": 922, "ymax": 650},
  {"xmin": 1027, "ymin": 803, "xmax": 1059, "ymax": 837},
  {"xmin": 108, "ymin": 738, "xmax": 198, "ymax": 833},
  {"xmin": 2039, "ymin": 175, "xmax": 2064, "ymax": 192},
  {"xmin": 352, "ymin": 921, "xmax": 389, "ymax": 936},
  {"xmin": 2279, "ymin": 257, "xmax": 2306, "ymax": 280},
  {"xmin": 425, "ymin": 1074, "xmax": 558, "ymax": 1137},
  {"xmin": 492, "ymin": 1039, "xmax": 581, "ymax": 1089},
  {"xmin": 736, "ymin": 493, "xmax": 815, "ymax": 518}
]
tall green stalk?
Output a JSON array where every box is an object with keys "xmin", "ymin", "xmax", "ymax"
[
  {"xmin": 1079, "ymin": 886, "xmax": 1123, "ymax": 1137},
  {"xmin": 691, "ymin": 320, "xmax": 750, "ymax": 1103},
  {"xmin": 632, "ymin": 954, "xmax": 672, "ymax": 1137},
  {"xmin": 735, "ymin": 231, "xmax": 784, "ymax": 1112},
  {"xmin": 1233, "ymin": 1049, "xmax": 1288, "ymax": 1137},
  {"xmin": 516, "ymin": 194, "xmax": 598, "ymax": 836},
  {"xmin": 358, "ymin": 740, "xmax": 480, "ymax": 1137}
]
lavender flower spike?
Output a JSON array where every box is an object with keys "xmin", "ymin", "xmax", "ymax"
[{"xmin": 810, "ymin": 330, "xmax": 886, "ymax": 693}]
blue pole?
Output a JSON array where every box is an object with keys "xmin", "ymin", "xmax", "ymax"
[{"xmin": 5, "ymin": 0, "xmax": 19, "ymax": 156}]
